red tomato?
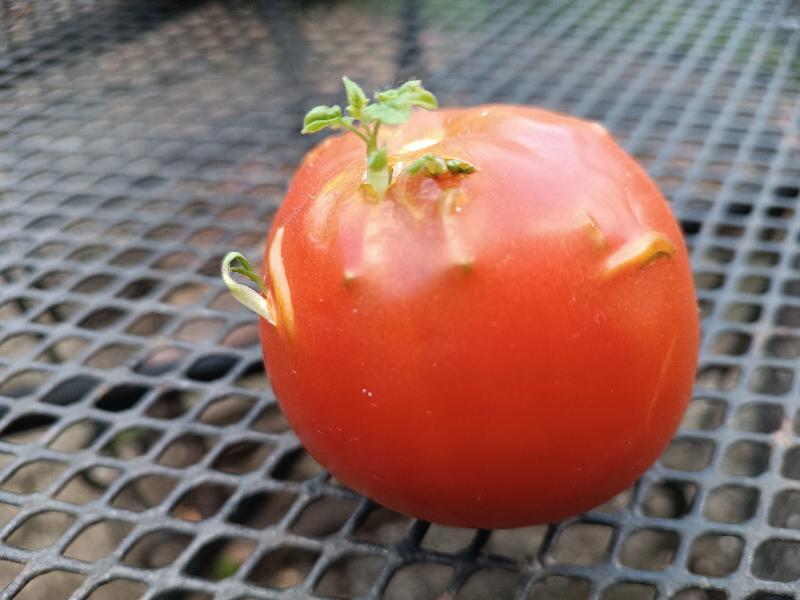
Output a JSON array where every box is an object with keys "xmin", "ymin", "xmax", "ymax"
[{"xmin": 257, "ymin": 105, "xmax": 699, "ymax": 528}]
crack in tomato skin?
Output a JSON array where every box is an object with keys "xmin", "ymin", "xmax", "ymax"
[{"xmin": 601, "ymin": 231, "xmax": 677, "ymax": 279}]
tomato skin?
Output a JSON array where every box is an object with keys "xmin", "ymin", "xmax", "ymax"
[{"xmin": 259, "ymin": 105, "xmax": 699, "ymax": 528}]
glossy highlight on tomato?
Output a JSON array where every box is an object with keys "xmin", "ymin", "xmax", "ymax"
[{"xmin": 248, "ymin": 102, "xmax": 699, "ymax": 528}]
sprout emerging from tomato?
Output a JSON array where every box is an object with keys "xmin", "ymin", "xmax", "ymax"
[{"xmin": 222, "ymin": 78, "xmax": 699, "ymax": 528}]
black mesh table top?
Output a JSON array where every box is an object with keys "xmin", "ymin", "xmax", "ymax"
[{"xmin": 2, "ymin": 0, "xmax": 800, "ymax": 598}]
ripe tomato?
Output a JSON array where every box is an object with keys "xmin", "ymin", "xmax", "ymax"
[{"xmin": 252, "ymin": 104, "xmax": 698, "ymax": 528}]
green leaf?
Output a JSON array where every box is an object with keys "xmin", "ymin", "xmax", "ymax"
[
  {"xmin": 362, "ymin": 102, "xmax": 412, "ymax": 125},
  {"xmin": 342, "ymin": 77, "xmax": 368, "ymax": 118},
  {"xmin": 376, "ymin": 80, "xmax": 438, "ymax": 110},
  {"xmin": 301, "ymin": 105, "xmax": 343, "ymax": 134}
]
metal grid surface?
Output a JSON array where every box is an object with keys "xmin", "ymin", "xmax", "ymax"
[{"xmin": 2, "ymin": 0, "xmax": 800, "ymax": 598}]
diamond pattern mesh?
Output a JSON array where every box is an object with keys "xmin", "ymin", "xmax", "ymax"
[{"xmin": 2, "ymin": 0, "xmax": 800, "ymax": 598}]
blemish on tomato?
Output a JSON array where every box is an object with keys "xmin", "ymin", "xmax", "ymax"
[
  {"xmin": 440, "ymin": 188, "xmax": 473, "ymax": 271},
  {"xmin": 601, "ymin": 231, "xmax": 677, "ymax": 278},
  {"xmin": 579, "ymin": 209, "xmax": 607, "ymax": 249},
  {"xmin": 398, "ymin": 137, "xmax": 442, "ymax": 154},
  {"xmin": 268, "ymin": 226, "xmax": 295, "ymax": 335}
]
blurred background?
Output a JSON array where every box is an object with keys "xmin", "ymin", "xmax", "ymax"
[{"xmin": 1, "ymin": 0, "xmax": 800, "ymax": 598}]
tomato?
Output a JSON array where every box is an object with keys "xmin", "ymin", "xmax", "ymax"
[{"xmin": 246, "ymin": 102, "xmax": 698, "ymax": 528}]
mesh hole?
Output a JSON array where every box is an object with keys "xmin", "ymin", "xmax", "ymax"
[
  {"xmin": 315, "ymin": 554, "xmax": 386, "ymax": 598},
  {"xmin": 234, "ymin": 361, "xmax": 271, "ymax": 390},
  {"xmin": 48, "ymin": 419, "xmax": 108, "ymax": 452},
  {"xmin": 115, "ymin": 277, "xmax": 160, "ymax": 300},
  {"xmin": 770, "ymin": 489, "xmax": 800, "ymax": 529},
  {"xmin": 738, "ymin": 275, "xmax": 770, "ymax": 294},
  {"xmin": 199, "ymin": 394, "xmax": 255, "ymax": 426},
  {"xmin": 135, "ymin": 346, "xmax": 188, "ymax": 376},
  {"xmin": 78, "ymin": 307, "xmax": 127, "ymax": 330},
  {"xmin": 0, "ymin": 459, "xmax": 67, "ymax": 494},
  {"xmin": 618, "ymin": 529, "xmax": 679, "ymax": 571},
  {"xmin": 40, "ymin": 375, "xmax": 99, "ymax": 405},
  {"xmin": 750, "ymin": 366, "xmax": 794, "ymax": 395},
  {"xmin": 752, "ymin": 539, "xmax": 800, "ymax": 581},
  {"xmin": 220, "ymin": 322, "xmax": 260, "ymax": 348},
  {"xmin": 775, "ymin": 305, "xmax": 800, "ymax": 326},
  {"xmin": 681, "ymin": 398, "xmax": 726, "ymax": 430},
  {"xmin": 549, "ymin": 524, "xmax": 613, "ymax": 566},
  {"xmin": 352, "ymin": 507, "xmax": 414, "ymax": 546},
  {"xmin": 0, "ymin": 370, "xmax": 54, "ymax": 400},
  {"xmin": 38, "ymin": 336, "xmax": 91, "ymax": 364},
  {"xmin": 34, "ymin": 301, "xmax": 83, "ymax": 324},
  {"xmin": 748, "ymin": 250, "xmax": 779, "ymax": 267},
  {"xmin": 696, "ymin": 363, "xmax": 741, "ymax": 391},
  {"xmin": 123, "ymin": 530, "xmax": 194, "ymax": 569},
  {"xmin": 712, "ymin": 331, "xmax": 751, "ymax": 356},
  {"xmin": 733, "ymin": 402, "xmax": 784, "ymax": 433},
  {"xmin": 601, "ymin": 582, "xmax": 656, "ymax": 600},
  {"xmin": 14, "ymin": 571, "xmax": 85, "ymax": 599},
  {"xmin": 0, "ymin": 413, "xmax": 57, "ymax": 444},
  {"xmin": 184, "ymin": 537, "xmax": 256, "ymax": 581},
  {"xmin": 54, "ymin": 466, "xmax": 121, "ymax": 504},
  {"xmin": 84, "ymin": 343, "xmax": 141, "ymax": 369},
  {"xmin": 111, "ymin": 474, "xmax": 178, "ymax": 512},
  {"xmin": 528, "ymin": 576, "xmax": 591, "ymax": 600},
  {"xmin": 246, "ymin": 546, "xmax": 320, "ymax": 589},
  {"xmin": 384, "ymin": 563, "xmax": 451, "ymax": 600},
  {"xmin": 158, "ymin": 433, "xmax": 217, "ymax": 468},
  {"xmin": 175, "ymin": 318, "xmax": 225, "ymax": 343},
  {"xmin": 186, "ymin": 354, "xmax": 238, "ymax": 382},
  {"xmin": 212, "ymin": 440, "xmax": 274, "ymax": 474},
  {"xmin": 725, "ymin": 302, "xmax": 761, "ymax": 323},
  {"xmin": 764, "ymin": 335, "xmax": 800, "ymax": 359},
  {"xmin": 163, "ymin": 282, "xmax": 211, "ymax": 306},
  {"xmin": 0, "ymin": 332, "xmax": 43, "ymax": 358},
  {"xmin": 228, "ymin": 490, "xmax": 297, "ymax": 529},
  {"xmin": 145, "ymin": 388, "xmax": 202, "ymax": 420},
  {"xmin": 101, "ymin": 427, "xmax": 161, "ymax": 459},
  {"xmin": 782, "ymin": 446, "xmax": 800, "ymax": 480},
  {"xmin": 63, "ymin": 519, "xmax": 134, "ymax": 561},
  {"xmin": 695, "ymin": 272, "xmax": 725, "ymax": 290},
  {"xmin": 0, "ymin": 297, "xmax": 37, "ymax": 320},
  {"xmin": 456, "ymin": 568, "xmax": 519, "ymax": 600},
  {"xmin": 111, "ymin": 248, "xmax": 154, "ymax": 266},
  {"xmin": 291, "ymin": 497, "xmax": 359, "ymax": 538},
  {"xmin": 152, "ymin": 250, "xmax": 197, "ymax": 270},
  {"xmin": 421, "ymin": 524, "xmax": 476, "ymax": 554},
  {"xmin": 85, "ymin": 579, "xmax": 148, "ymax": 600},
  {"xmin": 272, "ymin": 448, "xmax": 323, "ymax": 481},
  {"xmin": 72, "ymin": 274, "xmax": 116, "ymax": 294},
  {"xmin": 251, "ymin": 403, "xmax": 291, "ymax": 433},
  {"xmin": 32, "ymin": 269, "xmax": 74, "ymax": 290},
  {"xmin": 721, "ymin": 440, "xmax": 770, "ymax": 477},
  {"xmin": 659, "ymin": 437, "xmax": 715, "ymax": 472},
  {"xmin": 704, "ymin": 246, "xmax": 734, "ymax": 265},
  {"xmin": 642, "ymin": 480, "xmax": 697, "ymax": 519},
  {"xmin": 6, "ymin": 510, "xmax": 75, "ymax": 550},
  {"xmin": 687, "ymin": 534, "xmax": 743, "ymax": 576},
  {"xmin": 126, "ymin": 312, "xmax": 173, "ymax": 336},
  {"xmin": 171, "ymin": 482, "xmax": 234, "ymax": 522},
  {"xmin": 704, "ymin": 485, "xmax": 759, "ymax": 524}
]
